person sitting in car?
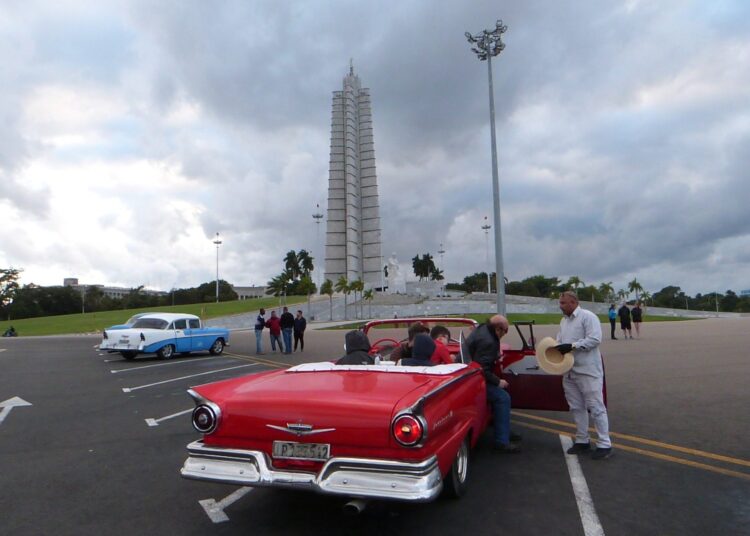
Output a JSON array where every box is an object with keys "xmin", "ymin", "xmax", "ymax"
[
  {"xmin": 430, "ymin": 325, "xmax": 454, "ymax": 365},
  {"xmin": 400, "ymin": 334, "xmax": 436, "ymax": 367},
  {"xmin": 336, "ymin": 330, "xmax": 375, "ymax": 365},
  {"xmin": 390, "ymin": 322, "xmax": 430, "ymax": 362}
]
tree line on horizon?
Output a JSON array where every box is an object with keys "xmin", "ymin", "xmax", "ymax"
[
  {"xmin": 3, "ymin": 262, "xmax": 750, "ymax": 320},
  {"xmin": 446, "ymin": 272, "xmax": 750, "ymax": 312}
]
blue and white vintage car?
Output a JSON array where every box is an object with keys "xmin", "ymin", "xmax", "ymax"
[{"xmin": 99, "ymin": 313, "xmax": 230, "ymax": 360}]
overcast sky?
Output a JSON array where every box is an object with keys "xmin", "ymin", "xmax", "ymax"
[{"xmin": 2, "ymin": 0, "xmax": 749, "ymax": 296}]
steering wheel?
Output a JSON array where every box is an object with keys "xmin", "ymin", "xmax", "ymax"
[{"xmin": 369, "ymin": 338, "xmax": 401, "ymax": 356}]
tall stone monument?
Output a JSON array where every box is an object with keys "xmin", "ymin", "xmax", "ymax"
[{"xmin": 324, "ymin": 63, "xmax": 382, "ymax": 289}]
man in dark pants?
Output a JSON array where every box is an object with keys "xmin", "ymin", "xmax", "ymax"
[
  {"xmin": 293, "ymin": 310, "xmax": 307, "ymax": 351},
  {"xmin": 279, "ymin": 307, "xmax": 295, "ymax": 354},
  {"xmin": 466, "ymin": 314, "xmax": 521, "ymax": 453}
]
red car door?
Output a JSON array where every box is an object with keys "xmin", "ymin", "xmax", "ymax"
[{"xmin": 499, "ymin": 322, "xmax": 606, "ymax": 411}]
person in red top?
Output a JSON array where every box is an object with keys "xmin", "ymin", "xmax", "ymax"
[
  {"xmin": 429, "ymin": 325, "xmax": 455, "ymax": 365},
  {"xmin": 265, "ymin": 310, "xmax": 283, "ymax": 352}
]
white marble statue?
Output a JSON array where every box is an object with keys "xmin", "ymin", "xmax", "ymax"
[{"xmin": 386, "ymin": 253, "xmax": 406, "ymax": 294}]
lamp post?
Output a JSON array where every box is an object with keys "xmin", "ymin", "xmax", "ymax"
[
  {"xmin": 481, "ymin": 216, "xmax": 492, "ymax": 294},
  {"xmin": 438, "ymin": 243, "xmax": 446, "ymax": 294},
  {"xmin": 466, "ymin": 20, "xmax": 508, "ymax": 314},
  {"xmin": 213, "ymin": 232, "xmax": 222, "ymax": 303},
  {"xmin": 312, "ymin": 203, "xmax": 324, "ymax": 292}
]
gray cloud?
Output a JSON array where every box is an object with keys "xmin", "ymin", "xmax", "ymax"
[{"xmin": 1, "ymin": 0, "xmax": 749, "ymax": 296}]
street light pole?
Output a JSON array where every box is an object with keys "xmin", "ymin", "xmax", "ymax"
[
  {"xmin": 481, "ymin": 217, "xmax": 492, "ymax": 294},
  {"xmin": 312, "ymin": 203, "xmax": 324, "ymax": 292},
  {"xmin": 438, "ymin": 243, "xmax": 446, "ymax": 294},
  {"xmin": 466, "ymin": 20, "xmax": 508, "ymax": 314},
  {"xmin": 213, "ymin": 232, "xmax": 222, "ymax": 303}
]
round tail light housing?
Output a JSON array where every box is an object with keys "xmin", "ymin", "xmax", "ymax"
[
  {"xmin": 392, "ymin": 414, "xmax": 424, "ymax": 446},
  {"xmin": 192, "ymin": 404, "xmax": 219, "ymax": 434}
]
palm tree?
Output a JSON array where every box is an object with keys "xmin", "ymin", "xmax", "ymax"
[
  {"xmin": 350, "ymin": 279, "xmax": 364, "ymax": 319},
  {"xmin": 566, "ymin": 276, "xmax": 583, "ymax": 291},
  {"xmin": 640, "ymin": 290, "xmax": 651, "ymax": 305},
  {"xmin": 320, "ymin": 279, "xmax": 334, "ymax": 321},
  {"xmin": 617, "ymin": 288, "xmax": 627, "ymax": 302},
  {"xmin": 430, "ymin": 268, "xmax": 444, "ymax": 281},
  {"xmin": 598, "ymin": 281, "xmax": 614, "ymax": 302},
  {"xmin": 297, "ymin": 249, "xmax": 314, "ymax": 277},
  {"xmin": 628, "ymin": 278, "xmax": 644, "ymax": 302},
  {"xmin": 363, "ymin": 289, "xmax": 374, "ymax": 319},
  {"xmin": 334, "ymin": 276, "xmax": 349, "ymax": 320},
  {"xmin": 265, "ymin": 272, "xmax": 291, "ymax": 306},
  {"xmin": 297, "ymin": 275, "xmax": 316, "ymax": 316},
  {"xmin": 284, "ymin": 250, "xmax": 301, "ymax": 280}
]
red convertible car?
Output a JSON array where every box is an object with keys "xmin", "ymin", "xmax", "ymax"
[{"xmin": 180, "ymin": 318, "xmax": 578, "ymax": 503}]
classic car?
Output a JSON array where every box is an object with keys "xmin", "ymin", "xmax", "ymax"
[
  {"xmin": 105, "ymin": 312, "xmax": 154, "ymax": 331},
  {"xmin": 180, "ymin": 318, "xmax": 587, "ymax": 505},
  {"xmin": 99, "ymin": 313, "xmax": 229, "ymax": 360}
]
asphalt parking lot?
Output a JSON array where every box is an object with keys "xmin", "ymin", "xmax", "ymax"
[{"xmin": 1, "ymin": 318, "xmax": 748, "ymax": 535}]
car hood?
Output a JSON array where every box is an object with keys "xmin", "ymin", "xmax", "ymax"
[{"xmin": 194, "ymin": 369, "xmax": 441, "ymax": 448}]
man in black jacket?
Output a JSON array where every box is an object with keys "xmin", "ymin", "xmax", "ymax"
[
  {"xmin": 466, "ymin": 314, "xmax": 520, "ymax": 453},
  {"xmin": 279, "ymin": 307, "xmax": 295, "ymax": 354}
]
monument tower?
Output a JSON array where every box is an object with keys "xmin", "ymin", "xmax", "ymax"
[{"xmin": 324, "ymin": 63, "xmax": 382, "ymax": 288}]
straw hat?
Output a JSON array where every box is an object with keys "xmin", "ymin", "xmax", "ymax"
[{"xmin": 535, "ymin": 337, "xmax": 574, "ymax": 375}]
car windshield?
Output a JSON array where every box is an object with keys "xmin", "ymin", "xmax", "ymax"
[{"xmin": 131, "ymin": 318, "xmax": 169, "ymax": 330}]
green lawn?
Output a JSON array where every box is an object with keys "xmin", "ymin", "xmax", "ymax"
[
  {"xmin": 325, "ymin": 312, "xmax": 692, "ymax": 330},
  {"xmin": 0, "ymin": 296, "xmax": 308, "ymax": 337}
]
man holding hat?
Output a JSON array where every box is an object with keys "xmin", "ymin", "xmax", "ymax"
[
  {"xmin": 466, "ymin": 314, "xmax": 520, "ymax": 453},
  {"xmin": 555, "ymin": 291, "xmax": 612, "ymax": 460}
]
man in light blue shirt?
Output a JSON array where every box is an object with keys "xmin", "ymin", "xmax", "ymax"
[{"xmin": 555, "ymin": 291, "xmax": 612, "ymax": 460}]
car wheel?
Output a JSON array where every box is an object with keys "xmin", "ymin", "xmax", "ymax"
[
  {"xmin": 444, "ymin": 437, "xmax": 470, "ymax": 498},
  {"xmin": 209, "ymin": 339, "xmax": 224, "ymax": 355},
  {"xmin": 120, "ymin": 351, "xmax": 137, "ymax": 360},
  {"xmin": 157, "ymin": 344, "xmax": 174, "ymax": 360}
]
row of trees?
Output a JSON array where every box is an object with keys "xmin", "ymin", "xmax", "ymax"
[
  {"xmin": 1, "ymin": 267, "xmax": 238, "ymax": 320},
  {"xmin": 445, "ymin": 273, "xmax": 750, "ymax": 312}
]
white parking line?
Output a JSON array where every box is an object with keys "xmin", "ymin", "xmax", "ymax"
[
  {"xmin": 0, "ymin": 349, "xmax": 6, "ymax": 353},
  {"xmin": 111, "ymin": 356, "xmax": 219, "ymax": 374},
  {"xmin": 560, "ymin": 435, "xmax": 605, "ymax": 536},
  {"xmin": 145, "ymin": 408, "xmax": 193, "ymax": 427},
  {"xmin": 122, "ymin": 364, "xmax": 260, "ymax": 392},
  {"xmin": 199, "ymin": 487, "xmax": 253, "ymax": 523}
]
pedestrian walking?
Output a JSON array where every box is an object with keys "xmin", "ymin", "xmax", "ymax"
[
  {"xmin": 293, "ymin": 310, "xmax": 307, "ymax": 352},
  {"xmin": 254, "ymin": 308, "xmax": 266, "ymax": 354}
]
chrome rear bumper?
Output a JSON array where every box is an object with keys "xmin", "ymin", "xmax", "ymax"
[{"xmin": 181, "ymin": 440, "xmax": 443, "ymax": 502}]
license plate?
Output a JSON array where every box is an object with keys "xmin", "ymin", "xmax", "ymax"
[
  {"xmin": 272, "ymin": 441, "xmax": 330, "ymax": 461},
  {"xmin": 118, "ymin": 339, "xmax": 129, "ymax": 344}
]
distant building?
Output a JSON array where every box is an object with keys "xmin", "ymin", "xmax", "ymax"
[
  {"xmin": 63, "ymin": 278, "xmax": 166, "ymax": 299},
  {"xmin": 231, "ymin": 286, "xmax": 267, "ymax": 300},
  {"xmin": 740, "ymin": 289, "xmax": 750, "ymax": 297}
]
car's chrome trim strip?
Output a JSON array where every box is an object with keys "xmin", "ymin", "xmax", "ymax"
[
  {"xmin": 265, "ymin": 424, "xmax": 337, "ymax": 436},
  {"xmin": 181, "ymin": 440, "xmax": 442, "ymax": 502}
]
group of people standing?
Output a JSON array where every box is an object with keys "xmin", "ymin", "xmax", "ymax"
[
  {"xmin": 254, "ymin": 307, "xmax": 307, "ymax": 354},
  {"xmin": 607, "ymin": 301, "xmax": 644, "ymax": 340}
]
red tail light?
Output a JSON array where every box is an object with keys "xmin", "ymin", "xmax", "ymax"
[{"xmin": 392, "ymin": 414, "xmax": 424, "ymax": 446}]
